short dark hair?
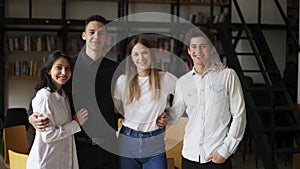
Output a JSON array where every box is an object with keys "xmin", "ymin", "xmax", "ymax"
[
  {"xmin": 185, "ymin": 27, "xmax": 216, "ymax": 47},
  {"xmin": 85, "ymin": 15, "xmax": 108, "ymax": 30}
]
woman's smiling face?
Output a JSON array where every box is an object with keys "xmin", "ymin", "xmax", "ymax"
[{"xmin": 131, "ymin": 43, "xmax": 152, "ymax": 75}]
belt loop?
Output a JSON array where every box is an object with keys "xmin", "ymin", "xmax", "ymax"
[
  {"xmin": 151, "ymin": 131, "xmax": 156, "ymax": 141},
  {"xmin": 127, "ymin": 128, "xmax": 132, "ymax": 136}
]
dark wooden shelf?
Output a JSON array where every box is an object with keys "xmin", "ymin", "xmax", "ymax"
[
  {"xmin": 7, "ymin": 75, "xmax": 38, "ymax": 80},
  {"xmin": 5, "ymin": 50, "xmax": 52, "ymax": 54},
  {"xmin": 128, "ymin": 0, "xmax": 229, "ymax": 6},
  {"xmin": 129, "ymin": 0, "xmax": 175, "ymax": 3}
]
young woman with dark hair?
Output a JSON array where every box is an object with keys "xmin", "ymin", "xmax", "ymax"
[{"xmin": 26, "ymin": 50, "xmax": 88, "ymax": 169}]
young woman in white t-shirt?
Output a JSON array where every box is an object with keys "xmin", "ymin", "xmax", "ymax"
[{"xmin": 113, "ymin": 36, "xmax": 177, "ymax": 169}]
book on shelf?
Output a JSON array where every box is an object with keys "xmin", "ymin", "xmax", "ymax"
[
  {"xmin": 106, "ymin": 35, "xmax": 121, "ymax": 52},
  {"xmin": 6, "ymin": 34, "xmax": 59, "ymax": 52},
  {"xmin": 150, "ymin": 37, "xmax": 184, "ymax": 54},
  {"xmin": 188, "ymin": 11, "xmax": 227, "ymax": 25},
  {"xmin": 5, "ymin": 60, "xmax": 44, "ymax": 77},
  {"xmin": 189, "ymin": 12, "xmax": 209, "ymax": 25},
  {"xmin": 68, "ymin": 34, "xmax": 85, "ymax": 52}
]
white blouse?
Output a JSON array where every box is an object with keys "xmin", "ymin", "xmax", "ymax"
[{"xmin": 27, "ymin": 87, "xmax": 81, "ymax": 169}]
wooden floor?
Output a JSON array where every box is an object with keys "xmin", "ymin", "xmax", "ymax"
[
  {"xmin": 0, "ymin": 149, "xmax": 294, "ymax": 169},
  {"xmin": 0, "ymin": 155, "xmax": 6, "ymax": 169}
]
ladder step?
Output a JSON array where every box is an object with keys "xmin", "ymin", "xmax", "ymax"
[
  {"xmin": 274, "ymin": 147, "xmax": 300, "ymax": 154},
  {"xmin": 260, "ymin": 126, "xmax": 300, "ymax": 132},
  {"xmin": 241, "ymin": 69, "xmax": 278, "ymax": 73},
  {"xmin": 252, "ymin": 106, "xmax": 294, "ymax": 112},
  {"xmin": 236, "ymin": 52, "xmax": 256, "ymax": 55},
  {"xmin": 246, "ymin": 86, "xmax": 286, "ymax": 91},
  {"xmin": 232, "ymin": 36, "xmax": 249, "ymax": 40},
  {"xmin": 242, "ymin": 70, "xmax": 263, "ymax": 73}
]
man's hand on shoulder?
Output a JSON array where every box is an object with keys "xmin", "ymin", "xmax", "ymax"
[{"xmin": 214, "ymin": 62, "xmax": 228, "ymax": 72}]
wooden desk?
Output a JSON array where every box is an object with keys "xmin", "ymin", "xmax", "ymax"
[{"xmin": 165, "ymin": 117, "xmax": 188, "ymax": 169}]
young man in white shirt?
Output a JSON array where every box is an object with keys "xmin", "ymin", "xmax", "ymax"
[{"xmin": 168, "ymin": 27, "xmax": 246, "ymax": 169}]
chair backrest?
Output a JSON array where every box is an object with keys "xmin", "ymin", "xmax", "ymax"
[
  {"xmin": 3, "ymin": 108, "xmax": 29, "ymax": 129},
  {"xmin": 8, "ymin": 149, "xmax": 28, "ymax": 169},
  {"xmin": 3, "ymin": 125, "xmax": 29, "ymax": 168}
]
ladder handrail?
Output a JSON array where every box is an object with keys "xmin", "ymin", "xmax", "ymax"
[
  {"xmin": 231, "ymin": 0, "xmax": 271, "ymax": 86},
  {"xmin": 273, "ymin": 0, "xmax": 300, "ymax": 52}
]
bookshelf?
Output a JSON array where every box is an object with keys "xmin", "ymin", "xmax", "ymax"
[
  {"xmin": 182, "ymin": 0, "xmax": 230, "ymax": 26},
  {"xmin": 3, "ymin": 30, "xmax": 61, "ymax": 111},
  {"xmin": 0, "ymin": 0, "xmax": 230, "ymax": 117},
  {"xmin": 0, "ymin": 0, "xmax": 124, "ymax": 112},
  {"xmin": 4, "ymin": 31, "xmax": 60, "ymax": 79}
]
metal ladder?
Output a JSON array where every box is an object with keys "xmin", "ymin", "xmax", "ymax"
[{"xmin": 215, "ymin": 0, "xmax": 300, "ymax": 168}]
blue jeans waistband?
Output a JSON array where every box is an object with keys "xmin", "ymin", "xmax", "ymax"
[{"xmin": 120, "ymin": 126, "xmax": 165, "ymax": 138}]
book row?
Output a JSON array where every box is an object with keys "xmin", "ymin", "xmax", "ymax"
[
  {"xmin": 5, "ymin": 60, "xmax": 45, "ymax": 77},
  {"xmin": 68, "ymin": 35, "xmax": 185, "ymax": 54},
  {"xmin": 188, "ymin": 11, "xmax": 227, "ymax": 25},
  {"xmin": 4, "ymin": 35, "xmax": 59, "ymax": 52}
]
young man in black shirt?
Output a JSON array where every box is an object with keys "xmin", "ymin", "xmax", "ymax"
[{"xmin": 29, "ymin": 15, "xmax": 120, "ymax": 169}]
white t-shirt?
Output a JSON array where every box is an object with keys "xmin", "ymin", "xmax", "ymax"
[{"xmin": 114, "ymin": 71, "xmax": 177, "ymax": 132}]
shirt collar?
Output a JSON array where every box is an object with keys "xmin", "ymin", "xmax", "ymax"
[
  {"xmin": 78, "ymin": 46, "xmax": 103, "ymax": 66},
  {"xmin": 45, "ymin": 87, "xmax": 66, "ymax": 101},
  {"xmin": 53, "ymin": 88, "xmax": 66, "ymax": 101},
  {"xmin": 191, "ymin": 64, "xmax": 216, "ymax": 76}
]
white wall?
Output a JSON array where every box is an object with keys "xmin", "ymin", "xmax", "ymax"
[
  {"xmin": 6, "ymin": 80, "xmax": 36, "ymax": 110},
  {"xmin": 66, "ymin": 1, "xmax": 118, "ymax": 20},
  {"xmin": 5, "ymin": 0, "xmax": 119, "ymax": 20},
  {"xmin": 231, "ymin": 0, "xmax": 287, "ymax": 82},
  {"xmin": 231, "ymin": 0, "xmax": 286, "ymax": 24}
]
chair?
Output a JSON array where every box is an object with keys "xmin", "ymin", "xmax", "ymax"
[
  {"xmin": 8, "ymin": 149, "xmax": 28, "ymax": 169},
  {"xmin": 3, "ymin": 125, "xmax": 29, "ymax": 168},
  {"xmin": 3, "ymin": 108, "xmax": 29, "ymax": 129}
]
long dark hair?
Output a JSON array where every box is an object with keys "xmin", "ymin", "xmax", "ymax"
[{"xmin": 35, "ymin": 50, "xmax": 71, "ymax": 94}]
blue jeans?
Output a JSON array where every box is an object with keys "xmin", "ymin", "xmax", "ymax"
[
  {"xmin": 118, "ymin": 126, "xmax": 167, "ymax": 169},
  {"xmin": 120, "ymin": 152, "xmax": 167, "ymax": 169}
]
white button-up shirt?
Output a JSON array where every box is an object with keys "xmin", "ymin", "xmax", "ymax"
[
  {"xmin": 169, "ymin": 64, "xmax": 246, "ymax": 163},
  {"xmin": 27, "ymin": 88, "xmax": 81, "ymax": 169}
]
